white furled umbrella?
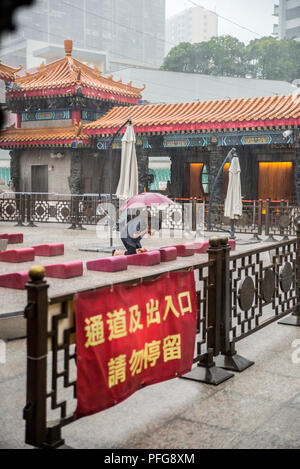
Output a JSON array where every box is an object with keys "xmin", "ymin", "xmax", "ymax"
[
  {"xmin": 116, "ymin": 124, "xmax": 139, "ymax": 198},
  {"xmin": 224, "ymin": 156, "xmax": 242, "ymax": 220}
]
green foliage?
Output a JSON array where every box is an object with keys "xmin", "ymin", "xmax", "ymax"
[{"xmin": 161, "ymin": 35, "xmax": 300, "ymax": 82}]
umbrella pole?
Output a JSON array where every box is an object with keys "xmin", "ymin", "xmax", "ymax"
[
  {"xmin": 207, "ymin": 147, "xmax": 237, "ymax": 232},
  {"xmin": 230, "ymin": 219, "xmax": 236, "ymax": 240}
]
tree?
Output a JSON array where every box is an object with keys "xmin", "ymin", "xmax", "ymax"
[
  {"xmin": 161, "ymin": 36, "xmax": 248, "ymax": 77},
  {"xmin": 247, "ymin": 36, "xmax": 300, "ymax": 82},
  {"xmin": 161, "ymin": 42, "xmax": 196, "ymax": 73},
  {"xmin": 161, "ymin": 35, "xmax": 300, "ymax": 83}
]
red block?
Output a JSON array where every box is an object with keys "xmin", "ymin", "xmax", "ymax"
[
  {"xmin": 0, "ymin": 271, "xmax": 29, "ymax": 290},
  {"xmin": 0, "ymin": 248, "xmax": 35, "ymax": 263},
  {"xmin": 33, "ymin": 243, "xmax": 64, "ymax": 257},
  {"xmin": 0, "ymin": 233, "xmax": 23, "ymax": 244},
  {"xmin": 229, "ymin": 239, "xmax": 236, "ymax": 251},
  {"xmin": 44, "ymin": 261, "xmax": 83, "ymax": 279},
  {"xmin": 190, "ymin": 240, "xmax": 210, "ymax": 254},
  {"xmin": 127, "ymin": 250, "xmax": 161, "ymax": 266},
  {"xmin": 159, "ymin": 247, "xmax": 177, "ymax": 262},
  {"xmin": 169, "ymin": 244, "xmax": 195, "ymax": 257},
  {"xmin": 87, "ymin": 256, "xmax": 128, "ymax": 273}
]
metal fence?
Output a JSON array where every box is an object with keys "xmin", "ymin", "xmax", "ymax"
[
  {"xmin": 1, "ymin": 192, "xmax": 297, "ymax": 239},
  {"xmin": 23, "ymin": 259, "xmax": 216, "ymax": 448},
  {"xmin": 22, "ymin": 228, "xmax": 300, "ymax": 448}
]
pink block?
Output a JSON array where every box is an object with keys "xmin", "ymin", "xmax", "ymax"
[
  {"xmin": 127, "ymin": 250, "xmax": 161, "ymax": 266},
  {"xmin": 0, "ymin": 271, "xmax": 29, "ymax": 290},
  {"xmin": 44, "ymin": 261, "xmax": 83, "ymax": 279},
  {"xmin": 87, "ymin": 256, "xmax": 128, "ymax": 272},
  {"xmin": 170, "ymin": 244, "xmax": 195, "ymax": 257},
  {"xmin": 159, "ymin": 247, "xmax": 177, "ymax": 262},
  {"xmin": 229, "ymin": 239, "xmax": 236, "ymax": 251},
  {"xmin": 190, "ymin": 240, "xmax": 210, "ymax": 254},
  {"xmin": 0, "ymin": 233, "xmax": 23, "ymax": 244},
  {"xmin": 6, "ymin": 233, "xmax": 23, "ymax": 244},
  {"xmin": 33, "ymin": 243, "xmax": 64, "ymax": 257},
  {"xmin": 0, "ymin": 248, "xmax": 35, "ymax": 263}
]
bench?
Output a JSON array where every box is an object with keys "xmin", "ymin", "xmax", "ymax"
[
  {"xmin": 168, "ymin": 244, "xmax": 195, "ymax": 257},
  {"xmin": 0, "ymin": 271, "xmax": 28, "ymax": 290},
  {"xmin": 159, "ymin": 247, "xmax": 178, "ymax": 262},
  {"xmin": 32, "ymin": 243, "xmax": 64, "ymax": 257},
  {"xmin": 127, "ymin": 250, "xmax": 161, "ymax": 266},
  {"xmin": 87, "ymin": 256, "xmax": 128, "ymax": 273},
  {"xmin": 0, "ymin": 233, "xmax": 23, "ymax": 244},
  {"xmin": 44, "ymin": 261, "xmax": 83, "ymax": 279},
  {"xmin": 0, "ymin": 248, "xmax": 35, "ymax": 263}
]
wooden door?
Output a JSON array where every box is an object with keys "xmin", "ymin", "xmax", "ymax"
[
  {"xmin": 31, "ymin": 165, "xmax": 48, "ymax": 197},
  {"xmin": 258, "ymin": 162, "xmax": 294, "ymax": 202}
]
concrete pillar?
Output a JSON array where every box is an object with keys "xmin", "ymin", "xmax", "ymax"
[
  {"xmin": 208, "ymin": 146, "xmax": 225, "ymax": 206},
  {"xmin": 69, "ymin": 150, "xmax": 83, "ymax": 194},
  {"xmin": 294, "ymin": 143, "xmax": 300, "ymax": 206},
  {"xmin": 9, "ymin": 150, "xmax": 21, "ymax": 192}
]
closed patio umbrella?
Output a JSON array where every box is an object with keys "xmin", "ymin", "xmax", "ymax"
[
  {"xmin": 224, "ymin": 156, "xmax": 242, "ymax": 237},
  {"xmin": 116, "ymin": 124, "xmax": 139, "ymax": 199}
]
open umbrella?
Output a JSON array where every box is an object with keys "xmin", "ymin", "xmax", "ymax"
[
  {"xmin": 120, "ymin": 192, "xmax": 174, "ymax": 211},
  {"xmin": 116, "ymin": 124, "xmax": 139, "ymax": 199}
]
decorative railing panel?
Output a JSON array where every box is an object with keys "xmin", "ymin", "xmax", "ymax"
[{"xmin": 229, "ymin": 239, "xmax": 297, "ymax": 343}]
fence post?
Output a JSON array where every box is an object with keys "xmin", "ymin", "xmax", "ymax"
[
  {"xmin": 27, "ymin": 194, "xmax": 38, "ymax": 228},
  {"xmin": 192, "ymin": 197, "xmax": 197, "ymax": 232},
  {"xmin": 278, "ymin": 219, "xmax": 300, "ymax": 327},
  {"xmin": 76, "ymin": 195, "xmax": 86, "ymax": 231},
  {"xmin": 280, "ymin": 199, "xmax": 289, "ymax": 241},
  {"xmin": 23, "ymin": 267, "xmax": 47, "ymax": 448},
  {"xmin": 182, "ymin": 236, "xmax": 234, "ymax": 385},
  {"xmin": 15, "ymin": 193, "xmax": 25, "ymax": 226},
  {"xmin": 214, "ymin": 238, "xmax": 255, "ymax": 372},
  {"xmin": 23, "ymin": 266, "xmax": 65, "ymax": 449},
  {"xmin": 251, "ymin": 200, "xmax": 262, "ymax": 241},
  {"xmin": 265, "ymin": 198, "xmax": 276, "ymax": 242},
  {"xmin": 68, "ymin": 195, "xmax": 78, "ymax": 229}
]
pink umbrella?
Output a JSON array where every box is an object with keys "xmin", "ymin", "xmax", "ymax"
[{"xmin": 120, "ymin": 192, "xmax": 174, "ymax": 210}]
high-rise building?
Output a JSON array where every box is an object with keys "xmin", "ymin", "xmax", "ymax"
[
  {"xmin": 0, "ymin": 0, "xmax": 166, "ymax": 71},
  {"xmin": 166, "ymin": 5, "xmax": 218, "ymax": 55},
  {"xmin": 273, "ymin": 0, "xmax": 300, "ymax": 40}
]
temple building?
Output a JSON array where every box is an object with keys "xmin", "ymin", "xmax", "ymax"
[
  {"xmin": 0, "ymin": 39, "xmax": 299, "ymax": 203},
  {"xmin": 0, "ymin": 40, "xmax": 144, "ymax": 194}
]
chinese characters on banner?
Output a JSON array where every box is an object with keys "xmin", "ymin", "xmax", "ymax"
[{"xmin": 74, "ymin": 270, "xmax": 197, "ymax": 418}]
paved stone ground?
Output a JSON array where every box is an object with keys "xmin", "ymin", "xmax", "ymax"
[
  {"xmin": 0, "ymin": 221, "xmax": 278, "ymax": 317},
  {"xmin": 0, "ymin": 221, "xmax": 299, "ymax": 449},
  {"xmin": 0, "ymin": 321, "xmax": 299, "ymax": 449}
]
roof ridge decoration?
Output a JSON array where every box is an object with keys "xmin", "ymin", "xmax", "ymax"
[
  {"xmin": 0, "ymin": 123, "xmax": 92, "ymax": 148},
  {"xmin": 5, "ymin": 39, "xmax": 144, "ymax": 104},
  {"xmin": 0, "ymin": 61, "xmax": 22, "ymax": 82}
]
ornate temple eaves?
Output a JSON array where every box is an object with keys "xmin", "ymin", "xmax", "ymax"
[
  {"xmin": 0, "ymin": 61, "xmax": 22, "ymax": 82},
  {"xmin": 5, "ymin": 40, "xmax": 143, "ymax": 105},
  {"xmin": 84, "ymin": 94, "xmax": 300, "ymax": 137}
]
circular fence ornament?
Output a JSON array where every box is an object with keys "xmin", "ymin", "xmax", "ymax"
[
  {"xmin": 262, "ymin": 268, "xmax": 275, "ymax": 303},
  {"xmin": 238, "ymin": 276, "xmax": 255, "ymax": 311},
  {"xmin": 280, "ymin": 262, "xmax": 293, "ymax": 293},
  {"xmin": 279, "ymin": 214, "xmax": 290, "ymax": 229}
]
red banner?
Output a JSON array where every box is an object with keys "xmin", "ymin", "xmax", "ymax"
[{"xmin": 74, "ymin": 270, "xmax": 197, "ymax": 418}]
